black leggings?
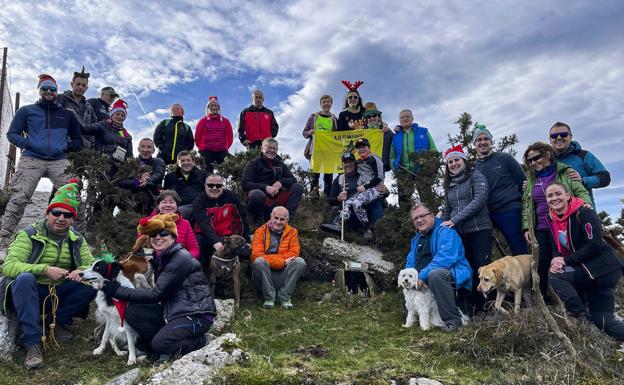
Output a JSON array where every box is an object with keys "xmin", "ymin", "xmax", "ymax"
[
  {"xmin": 200, "ymin": 150, "xmax": 229, "ymax": 173},
  {"xmin": 535, "ymin": 229, "xmax": 554, "ymax": 296},
  {"xmin": 550, "ymin": 268, "xmax": 624, "ymax": 341},
  {"xmin": 461, "ymin": 229, "xmax": 492, "ymax": 310},
  {"xmin": 125, "ymin": 303, "xmax": 212, "ymax": 356}
]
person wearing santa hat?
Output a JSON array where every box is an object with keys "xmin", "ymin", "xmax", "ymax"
[
  {"xmin": 195, "ymin": 96, "xmax": 233, "ymax": 172},
  {"xmin": 153, "ymin": 103, "xmax": 195, "ymax": 165},
  {"xmin": 441, "ymin": 145, "xmax": 492, "ymax": 314},
  {"xmin": 0, "ymin": 74, "xmax": 83, "ymax": 260},
  {"xmin": 83, "ymin": 99, "xmax": 134, "ymax": 177},
  {"xmin": 1, "ymin": 179, "xmax": 96, "ymax": 369}
]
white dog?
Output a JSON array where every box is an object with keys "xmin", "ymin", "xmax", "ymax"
[
  {"xmin": 398, "ymin": 268, "xmax": 469, "ymax": 330},
  {"xmin": 80, "ymin": 260, "xmax": 140, "ymax": 365},
  {"xmin": 398, "ymin": 268, "xmax": 444, "ymax": 330}
]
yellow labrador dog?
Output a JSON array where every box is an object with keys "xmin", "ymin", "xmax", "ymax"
[{"xmin": 477, "ymin": 254, "xmax": 533, "ymax": 313}]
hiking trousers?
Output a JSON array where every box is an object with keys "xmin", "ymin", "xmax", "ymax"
[{"xmin": 251, "ymin": 257, "xmax": 306, "ymax": 302}]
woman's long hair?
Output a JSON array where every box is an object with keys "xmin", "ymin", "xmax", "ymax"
[
  {"xmin": 522, "ymin": 142, "xmax": 555, "ymax": 176},
  {"xmin": 342, "ymin": 90, "xmax": 364, "ymax": 110},
  {"xmin": 443, "ymin": 158, "xmax": 474, "ymax": 191}
]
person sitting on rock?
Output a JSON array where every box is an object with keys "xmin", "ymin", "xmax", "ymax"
[
  {"xmin": 241, "ymin": 138, "xmax": 304, "ymax": 224},
  {"xmin": 101, "ymin": 213, "xmax": 216, "ymax": 362},
  {"xmin": 117, "ymin": 138, "xmax": 166, "ymax": 215},
  {"xmin": 250, "ymin": 206, "xmax": 306, "ymax": 309},
  {"xmin": 405, "ymin": 203, "xmax": 472, "ymax": 332},
  {"xmin": 0, "ymin": 180, "xmax": 96, "ymax": 369},
  {"xmin": 341, "ymin": 138, "xmax": 385, "ymax": 230},
  {"xmin": 163, "ymin": 151, "xmax": 208, "ymax": 220},
  {"xmin": 321, "ymin": 152, "xmax": 388, "ymax": 240}
]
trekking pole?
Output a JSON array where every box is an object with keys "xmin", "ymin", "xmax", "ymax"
[{"xmin": 340, "ymin": 176, "xmax": 346, "ymax": 242}]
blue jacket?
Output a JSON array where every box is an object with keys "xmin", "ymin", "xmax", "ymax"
[
  {"xmin": 474, "ymin": 152, "xmax": 526, "ymax": 213},
  {"xmin": 7, "ymin": 100, "xmax": 82, "ymax": 160},
  {"xmin": 405, "ymin": 217, "xmax": 473, "ymax": 291},
  {"xmin": 555, "ymin": 141, "xmax": 610, "ymax": 205},
  {"xmin": 390, "ymin": 123, "xmax": 433, "ymax": 172}
]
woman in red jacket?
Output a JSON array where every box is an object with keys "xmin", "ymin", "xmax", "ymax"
[
  {"xmin": 137, "ymin": 190, "xmax": 200, "ymax": 259},
  {"xmin": 546, "ymin": 182, "xmax": 624, "ymax": 341},
  {"xmin": 194, "ymin": 96, "xmax": 233, "ymax": 173}
]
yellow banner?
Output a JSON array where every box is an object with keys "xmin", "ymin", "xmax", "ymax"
[{"xmin": 310, "ymin": 130, "xmax": 383, "ymax": 173}]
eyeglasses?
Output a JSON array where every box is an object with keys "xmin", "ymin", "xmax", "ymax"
[
  {"xmin": 527, "ymin": 154, "xmax": 543, "ymax": 164},
  {"xmin": 348, "ymin": 96, "xmax": 359, "ymax": 100},
  {"xmin": 150, "ymin": 230, "xmax": 173, "ymax": 238},
  {"xmin": 549, "ymin": 132, "xmax": 570, "ymax": 140},
  {"xmin": 205, "ymin": 183, "xmax": 223, "ymax": 189},
  {"xmin": 412, "ymin": 213, "xmax": 432, "ymax": 221},
  {"xmin": 40, "ymin": 86, "xmax": 57, "ymax": 93},
  {"xmin": 49, "ymin": 210, "xmax": 74, "ymax": 219}
]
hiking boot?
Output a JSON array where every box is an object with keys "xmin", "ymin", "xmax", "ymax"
[
  {"xmin": 281, "ymin": 300, "xmax": 293, "ymax": 310},
  {"xmin": 54, "ymin": 324, "xmax": 74, "ymax": 342},
  {"xmin": 320, "ymin": 213, "xmax": 342, "ymax": 234},
  {"xmin": 363, "ymin": 229, "xmax": 374, "ymax": 241},
  {"xmin": 24, "ymin": 344, "xmax": 44, "ymax": 369},
  {"xmin": 263, "ymin": 300, "xmax": 275, "ymax": 309},
  {"xmin": 441, "ymin": 322, "xmax": 461, "ymax": 333}
]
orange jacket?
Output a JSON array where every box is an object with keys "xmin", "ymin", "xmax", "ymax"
[{"xmin": 251, "ymin": 223, "xmax": 300, "ymax": 270}]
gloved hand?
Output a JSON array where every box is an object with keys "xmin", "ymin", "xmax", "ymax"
[{"xmin": 101, "ymin": 280, "xmax": 120, "ymax": 301}]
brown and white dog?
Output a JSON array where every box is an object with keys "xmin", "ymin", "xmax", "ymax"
[
  {"xmin": 477, "ymin": 254, "xmax": 533, "ymax": 313},
  {"xmin": 209, "ymin": 235, "xmax": 250, "ymax": 308},
  {"xmin": 118, "ymin": 235, "xmax": 155, "ymax": 288}
]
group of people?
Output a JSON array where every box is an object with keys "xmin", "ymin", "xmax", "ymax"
[{"xmin": 0, "ymin": 71, "xmax": 621, "ymax": 371}]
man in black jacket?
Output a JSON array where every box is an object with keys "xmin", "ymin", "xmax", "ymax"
[
  {"xmin": 241, "ymin": 138, "xmax": 303, "ymax": 223},
  {"xmin": 153, "ymin": 103, "xmax": 195, "ymax": 165},
  {"xmin": 472, "ymin": 124, "xmax": 528, "ymax": 255},
  {"xmin": 87, "ymin": 86, "xmax": 118, "ymax": 122},
  {"xmin": 56, "ymin": 67, "xmax": 97, "ymax": 149},
  {"xmin": 163, "ymin": 151, "xmax": 207, "ymax": 219},
  {"xmin": 117, "ymin": 138, "xmax": 165, "ymax": 214}
]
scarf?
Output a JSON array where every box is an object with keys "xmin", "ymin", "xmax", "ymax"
[{"xmin": 548, "ymin": 197, "xmax": 585, "ymax": 256}]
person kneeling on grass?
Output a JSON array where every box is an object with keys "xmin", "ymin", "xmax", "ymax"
[
  {"xmin": 101, "ymin": 214, "xmax": 216, "ymax": 362},
  {"xmin": 250, "ymin": 206, "xmax": 306, "ymax": 309}
]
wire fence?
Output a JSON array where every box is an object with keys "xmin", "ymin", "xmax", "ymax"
[{"xmin": 0, "ymin": 80, "xmax": 14, "ymax": 189}]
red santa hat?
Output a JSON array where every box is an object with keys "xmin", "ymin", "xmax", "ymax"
[
  {"xmin": 443, "ymin": 145, "xmax": 467, "ymax": 162},
  {"xmin": 110, "ymin": 99, "xmax": 128, "ymax": 117},
  {"xmin": 38, "ymin": 74, "xmax": 57, "ymax": 89}
]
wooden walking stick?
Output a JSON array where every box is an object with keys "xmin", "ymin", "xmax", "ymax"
[{"xmin": 341, "ymin": 174, "xmax": 346, "ymax": 242}]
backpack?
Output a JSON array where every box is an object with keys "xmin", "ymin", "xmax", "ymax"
[{"xmin": 0, "ymin": 226, "xmax": 83, "ymax": 315}]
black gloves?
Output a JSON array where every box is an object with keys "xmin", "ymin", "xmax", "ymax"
[{"xmin": 101, "ymin": 280, "xmax": 121, "ymax": 301}]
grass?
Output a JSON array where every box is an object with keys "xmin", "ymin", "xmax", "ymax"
[{"xmin": 1, "ymin": 281, "xmax": 624, "ymax": 385}]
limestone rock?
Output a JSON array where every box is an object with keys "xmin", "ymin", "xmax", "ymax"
[
  {"xmin": 142, "ymin": 333, "xmax": 244, "ymax": 385},
  {"xmin": 104, "ymin": 368, "xmax": 140, "ymax": 385},
  {"xmin": 322, "ymin": 238, "xmax": 394, "ymax": 273},
  {"xmin": 209, "ymin": 299, "xmax": 235, "ymax": 335},
  {"xmin": 409, "ymin": 378, "xmax": 444, "ymax": 385},
  {"xmin": 0, "ymin": 313, "xmax": 18, "ymax": 362}
]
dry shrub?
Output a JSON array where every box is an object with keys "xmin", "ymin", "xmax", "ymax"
[{"xmin": 457, "ymin": 307, "xmax": 624, "ymax": 385}]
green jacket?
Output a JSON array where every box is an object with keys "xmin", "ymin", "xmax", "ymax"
[
  {"xmin": 2, "ymin": 220, "xmax": 94, "ymax": 285},
  {"xmin": 521, "ymin": 162, "xmax": 591, "ymax": 231}
]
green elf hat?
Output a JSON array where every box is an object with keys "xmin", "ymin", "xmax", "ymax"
[
  {"xmin": 46, "ymin": 178, "xmax": 81, "ymax": 217},
  {"xmin": 471, "ymin": 122, "xmax": 493, "ymax": 144}
]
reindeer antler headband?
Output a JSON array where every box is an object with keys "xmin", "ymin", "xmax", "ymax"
[{"xmin": 341, "ymin": 80, "xmax": 364, "ymax": 91}]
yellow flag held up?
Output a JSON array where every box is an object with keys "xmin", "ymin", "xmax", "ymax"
[{"xmin": 310, "ymin": 130, "xmax": 383, "ymax": 173}]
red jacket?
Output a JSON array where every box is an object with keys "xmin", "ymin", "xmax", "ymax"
[
  {"xmin": 237, "ymin": 105, "xmax": 279, "ymax": 144},
  {"xmin": 137, "ymin": 211, "xmax": 200, "ymax": 259},
  {"xmin": 195, "ymin": 114, "xmax": 233, "ymax": 152}
]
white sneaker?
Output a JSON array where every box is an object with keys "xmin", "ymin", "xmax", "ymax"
[
  {"xmin": 281, "ymin": 300, "xmax": 293, "ymax": 310},
  {"xmin": 263, "ymin": 300, "xmax": 275, "ymax": 309}
]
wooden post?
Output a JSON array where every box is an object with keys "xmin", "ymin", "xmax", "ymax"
[{"xmin": 5, "ymin": 92, "xmax": 19, "ymax": 187}]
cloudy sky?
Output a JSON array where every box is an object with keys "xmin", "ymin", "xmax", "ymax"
[{"xmin": 1, "ymin": 0, "xmax": 622, "ymax": 217}]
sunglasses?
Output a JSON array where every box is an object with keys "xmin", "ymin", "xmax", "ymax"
[
  {"xmin": 527, "ymin": 154, "xmax": 543, "ymax": 164},
  {"xmin": 347, "ymin": 96, "xmax": 359, "ymax": 100},
  {"xmin": 40, "ymin": 86, "xmax": 58, "ymax": 93},
  {"xmin": 549, "ymin": 132, "xmax": 570, "ymax": 140},
  {"xmin": 206, "ymin": 183, "xmax": 223, "ymax": 189},
  {"xmin": 367, "ymin": 115, "xmax": 380, "ymax": 119},
  {"xmin": 49, "ymin": 210, "xmax": 74, "ymax": 219},
  {"xmin": 150, "ymin": 230, "xmax": 173, "ymax": 238}
]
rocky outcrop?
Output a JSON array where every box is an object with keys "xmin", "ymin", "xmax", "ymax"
[
  {"xmin": 141, "ymin": 333, "xmax": 245, "ymax": 385},
  {"xmin": 209, "ymin": 299, "xmax": 235, "ymax": 335},
  {"xmin": 0, "ymin": 313, "xmax": 18, "ymax": 362}
]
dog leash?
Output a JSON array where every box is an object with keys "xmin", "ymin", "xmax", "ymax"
[{"xmin": 40, "ymin": 283, "xmax": 61, "ymax": 352}]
